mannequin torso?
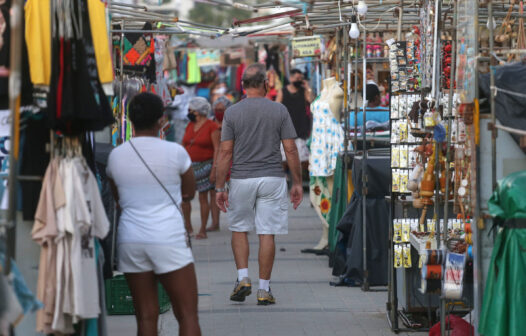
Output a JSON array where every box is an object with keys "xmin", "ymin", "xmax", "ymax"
[{"xmin": 319, "ymin": 77, "xmax": 344, "ymax": 121}]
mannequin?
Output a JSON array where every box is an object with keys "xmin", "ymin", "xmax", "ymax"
[
  {"xmin": 320, "ymin": 77, "xmax": 344, "ymax": 120},
  {"xmin": 307, "ymin": 77, "xmax": 345, "ymax": 252}
]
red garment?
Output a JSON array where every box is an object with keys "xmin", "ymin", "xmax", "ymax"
[
  {"xmin": 182, "ymin": 120, "xmax": 219, "ymax": 162},
  {"xmin": 235, "ymin": 63, "xmax": 246, "ymax": 93},
  {"xmin": 266, "ymin": 87, "xmax": 278, "ymax": 101},
  {"xmin": 429, "ymin": 315, "xmax": 474, "ymax": 336}
]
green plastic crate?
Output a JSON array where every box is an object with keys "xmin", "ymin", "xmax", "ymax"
[{"xmin": 105, "ymin": 275, "xmax": 171, "ymax": 315}]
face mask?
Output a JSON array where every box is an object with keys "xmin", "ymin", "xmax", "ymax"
[
  {"xmin": 293, "ymin": 80, "xmax": 303, "ymax": 88},
  {"xmin": 187, "ymin": 113, "xmax": 197, "ymax": 122},
  {"xmin": 214, "ymin": 109, "xmax": 225, "ymax": 122},
  {"xmin": 214, "ymin": 87, "xmax": 227, "ymax": 95}
]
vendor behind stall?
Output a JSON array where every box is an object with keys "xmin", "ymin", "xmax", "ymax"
[{"xmin": 349, "ymin": 84, "xmax": 390, "ymax": 130}]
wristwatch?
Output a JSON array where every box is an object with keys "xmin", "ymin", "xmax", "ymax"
[{"xmin": 215, "ymin": 187, "xmax": 227, "ymax": 193}]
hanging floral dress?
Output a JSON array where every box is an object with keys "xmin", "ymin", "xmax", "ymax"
[{"xmin": 309, "ymin": 99, "xmax": 344, "ymax": 227}]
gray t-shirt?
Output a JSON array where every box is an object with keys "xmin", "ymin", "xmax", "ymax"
[{"xmin": 222, "ymin": 97, "xmax": 297, "ymax": 179}]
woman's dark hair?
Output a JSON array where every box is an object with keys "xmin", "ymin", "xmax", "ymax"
[
  {"xmin": 128, "ymin": 92, "xmax": 164, "ymax": 131},
  {"xmin": 365, "ymin": 84, "xmax": 381, "ymax": 101},
  {"xmin": 290, "ymin": 68, "xmax": 303, "ymax": 76}
]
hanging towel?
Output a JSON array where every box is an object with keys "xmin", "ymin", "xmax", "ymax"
[
  {"xmin": 87, "ymin": 0, "xmax": 114, "ymax": 84},
  {"xmin": 24, "ymin": 0, "xmax": 51, "ymax": 86},
  {"xmin": 186, "ymin": 52, "xmax": 201, "ymax": 84}
]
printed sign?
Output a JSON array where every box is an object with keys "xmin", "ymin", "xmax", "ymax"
[
  {"xmin": 292, "ymin": 36, "xmax": 322, "ymax": 58},
  {"xmin": 196, "ymin": 49, "xmax": 221, "ymax": 67}
]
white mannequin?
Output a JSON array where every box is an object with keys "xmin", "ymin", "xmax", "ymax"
[
  {"xmin": 320, "ymin": 77, "xmax": 344, "ymax": 121},
  {"xmin": 311, "ymin": 77, "xmax": 344, "ymax": 251}
]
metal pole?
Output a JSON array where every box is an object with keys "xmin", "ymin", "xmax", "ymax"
[
  {"xmin": 473, "ymin": 3, "xmax": 484, "ymax": 334},
  {"xmin": 396, "ymin": 1, "xmax": 403, "ymax": 40},
  {"xmin": 444, "ymin": 0, "xmax": 458, "ymax": 243},
  {"xmin": 343, "ymin": 26, "xmax": 350, "ymax": 200},
  {"xmin": 361, "ymin": 26, "xmax": 369, "ymax": 292},
  {"xmin": 488, "ymin": 0, "xmax": 497, "ymax": 191},
  {"xmin": 5, "ymin": 0, "xmax": 24, "ymax": 276},
  {"xmin": 443, "ymin": 11, "xmax": 458, "ymax": 332},
  {"xmin": 344, "ymin": 27, "xmax": 349, "ymax": 137},
  {"xmin": 119, "ymin": 20, "xmax": 125, "ymax": 143},
  {"xmin": 433, "ymin": 1, "xmax": 447, "ymax": 334},
  {"xmin": 354, "ymin": 38, "xmax": 359, "ymax": 152}
]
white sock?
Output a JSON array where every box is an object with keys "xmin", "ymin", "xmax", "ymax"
[
  {"xmin": 237, "ymin": 268, "xmax": 248, "ymax": 281},
  {"xmin": 259, "ymin": 279, "xmax": 270, "ymax": 291}
]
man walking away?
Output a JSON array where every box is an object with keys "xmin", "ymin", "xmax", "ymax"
[{"xmin": 215, "ymin": 64, "xmax": 303, "ymax": 305}]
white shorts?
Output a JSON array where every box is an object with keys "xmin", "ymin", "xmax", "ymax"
[
  {"xmin": 118, "ymin": 243, "xmax": 194, "ymax": 274},
  {"xmin": 281, "ymin": 138, "xmax": 310, "ymax": 162},
  {"xmin": 227, "ymin": 177, "xmax": 289, "ymax": 235}
]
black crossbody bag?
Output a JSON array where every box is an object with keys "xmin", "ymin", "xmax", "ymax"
[{"xmin": 129, "ymin": 140, "xmax": 191, "ymax": 248}]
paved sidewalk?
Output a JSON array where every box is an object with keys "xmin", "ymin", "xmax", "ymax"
[{"xmin": 108, "ymin": 196, "xmax": 425, "ymax": 336}]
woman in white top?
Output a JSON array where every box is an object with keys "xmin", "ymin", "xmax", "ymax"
[{"xmin": 107, "ymin": 93, "xmax": 201, "ymax": 336}]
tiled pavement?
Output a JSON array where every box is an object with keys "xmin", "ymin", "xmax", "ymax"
[{"xmin": 108, "ymin": 196, "xmax": 426, "ymax": 336}]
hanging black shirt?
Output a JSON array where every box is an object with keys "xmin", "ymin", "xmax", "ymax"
[{"xmin": 281, "ymin": 87, "xmax": 311, "ymax": 139}]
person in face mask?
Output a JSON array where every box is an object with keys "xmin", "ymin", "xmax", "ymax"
[
  {"xmin": 210, "ymin": 82, "xmax": 228, "ymax": 104},
  {"xmin": 276, "ymin": 69, "xmax": 313, "ymax": 140},
  {"xmin": 276, "ymin": 69, "xmax": 313, "ymax": 171},
  {"xmin": 182, "ymin": 97, "xmax": 221, "ymax": 239},
  {"xmin": 212, "ymin": 96, "xmax": 233, "ymax": 128}
]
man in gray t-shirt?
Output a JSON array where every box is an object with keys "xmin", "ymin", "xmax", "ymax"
[
  {"xmin": 215, "ymin": 64, "xmax": 303, "ymax": 306},
  {"xmin": 221, "ymin": 92, "xmax": 297, "ymax": 178}
]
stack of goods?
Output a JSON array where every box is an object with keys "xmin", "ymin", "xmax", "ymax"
[
  {"xmin": 417, "ymin": 249, "xmax": 467, "ymax": 298},
  {"xmin": 441, "ymin": 40, "xmax": 454, "ymax": 90},
  {"xmin": 420, "ymin": 249, "xmax": 444, "ymax": 294},
  {"xmin": 388, "ymin": 35, "xmax": 474, "ymax": 304},
  {"xmin": 442, "ymin": 252, "xmax": 467, "ymax": 299},
  {"xmin": 387, "ymin": 40, "xmax": 421, "ymax": 93},
  {"xmin": 418, "ymin": 2, "xmax": 435, "ymax": 89},
  {"xmin": 390, "ymin": 94, "xmax": 420, "ymax": 194},
  {"xmin": 393, "ymin": 218, "xmax": 414, "ymax": 269}
]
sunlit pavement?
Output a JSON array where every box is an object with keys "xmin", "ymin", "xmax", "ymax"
[{"xmin": 108, "ymin": 194, "xmax": 426, "ymax": 336}]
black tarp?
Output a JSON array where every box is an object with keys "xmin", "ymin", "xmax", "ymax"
[
  {"xmin": 479, "ymin": 62, "xmax": 526, "ymax": 145},
  {"xmin": 332, "ymin": 155, "xmax": 390, "ymax": 286}
]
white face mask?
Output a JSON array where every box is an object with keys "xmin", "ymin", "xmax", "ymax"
[{"xmin": 214, "ymin": 87, "xmax": 227, "ymax": 95}]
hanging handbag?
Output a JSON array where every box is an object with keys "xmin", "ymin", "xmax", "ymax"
[{"xmin": 129, "ymin": 140, "xmax": 191, "ymax": 248}]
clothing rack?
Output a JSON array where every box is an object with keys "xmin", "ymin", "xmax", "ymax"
[{"xmin": 4, "ymin": 0, "xmax": 24, "ymax": 282}]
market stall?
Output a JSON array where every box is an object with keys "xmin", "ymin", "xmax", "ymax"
[
  {"xmin": 234, "ymin": 1, "xmax": 526, "ymax": 335},
  {"xmin": 1, "ymin": 0, "xmax": 525, "ymax": 335}
]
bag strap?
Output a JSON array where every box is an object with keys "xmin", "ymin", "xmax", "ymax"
[
  {"xmin": 129, "ymin": 140, "xmax": 191, "ymax": 248},
  {"xmin": 129, "ymin": 140, "xmax": 182, "ymax": 213}
]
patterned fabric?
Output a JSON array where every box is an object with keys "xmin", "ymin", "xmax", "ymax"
[
  {"xmin": 192, "ymin": 160, "xmax": 214, "ymax": 193},
  {"xmin": 113, "ymin": 23, "xmax": 156, "ymax": 82},
  {"xmin": 309, "ymin": 100, "xmax": 344, "ymax": 177},
  {"xmin": 309, "ymin": 176, "xmax": 334, "ymax": 228}
]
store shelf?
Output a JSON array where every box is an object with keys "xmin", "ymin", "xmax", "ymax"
[{"xmin": 349, "ymin": 57, "xmax": 389, "ymax": 63}]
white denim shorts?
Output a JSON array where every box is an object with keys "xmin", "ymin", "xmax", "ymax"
[
  {"xmin": 227, "ymin": 177, "xmax": 289, "ymax": 235},
  {"xmin": 118, "ymin": 243, "xmax": 194, "ymax": 274}
]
